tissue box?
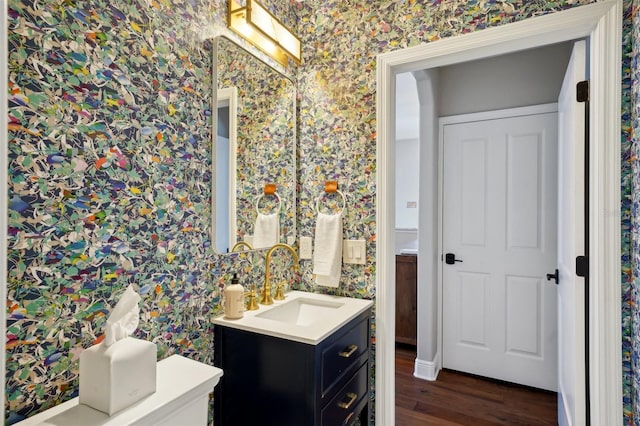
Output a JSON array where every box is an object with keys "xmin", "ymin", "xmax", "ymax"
[{"xmin": 79, "ymin": 337, "xmax": 157, "ymax": 415}]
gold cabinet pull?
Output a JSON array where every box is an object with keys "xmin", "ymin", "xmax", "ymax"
[
  {"xmin": 338, "ymin": 344, "xmax": 358, "ymax": 358},
  {"xmin": 337, "ymin": 392, "xmax": 358, "ymax": 410},
  {"xmin": 342, "ymin": 411, "xmax": 355, "ymax": 425}
]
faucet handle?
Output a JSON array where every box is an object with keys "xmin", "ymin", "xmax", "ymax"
[
  {"xmin": 245, "ymin": 287, "xmax": 259, "ymax": 310},
  {"xmin": 274, "ymin": 281, "xmax": 287, "ymax": 301}
]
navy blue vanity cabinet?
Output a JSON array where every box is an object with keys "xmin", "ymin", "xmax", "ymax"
[{"xmin": 213, "ymin": 308, "xmax": 371, "ymax": 426}]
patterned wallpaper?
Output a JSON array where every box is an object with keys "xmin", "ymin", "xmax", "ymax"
[
  {"xmin": 5, "ymin": 0, "xmax": 639, "ymax": 424},
  {"xmin": 5, "ymin": 0, "xmax": 298, "ymax": 423},
  {"xmin": 293, "ymin": 0, "xmax": 635, "ymax": 423}
]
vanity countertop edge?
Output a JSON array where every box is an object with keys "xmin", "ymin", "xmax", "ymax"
[{"xmin": 211, "ymin": 290, "xmax": 373, "ymax": 345}]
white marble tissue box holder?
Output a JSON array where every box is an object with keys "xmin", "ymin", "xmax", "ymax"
[{"xmin": 79, "ymin": 337, "xmax": 157, "ymax": 415}]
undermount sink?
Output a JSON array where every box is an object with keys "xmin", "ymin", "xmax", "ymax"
[
  {"xmin": 255, "ymin": 298, "xmax": 344, "ymax": 326},
  {"xmin": 212, "ymin": 290, "xmax": 372, "ymax": 344}
]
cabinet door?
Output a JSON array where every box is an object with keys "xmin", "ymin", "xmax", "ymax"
[
  {"xmin": 213, "ymin": 326, "xmax": 315, "ymax": 426},
  {"xmin": 396, "ymin": 255, "xmax": 417, "ymax": 345}
]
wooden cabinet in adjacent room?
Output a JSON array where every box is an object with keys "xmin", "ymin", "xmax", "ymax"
[{"xmin": 396, "ymin": 254, "xmax": 417, "ymax": 346}]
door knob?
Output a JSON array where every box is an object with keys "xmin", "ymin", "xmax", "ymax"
[
  {"xmin": 546, "ymin": 269, "xmax": 559, "ymax": 285},
  {"xmin": 445, "ymin": 253, "xmax": 463, "ymax": 265}
]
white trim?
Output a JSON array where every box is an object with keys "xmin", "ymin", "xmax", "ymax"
[
  {"xmin": 439, "ymin": 103, "xmax": 558, "ymax": 125},
  {"xmin": 559, "ymin": 390, "xmax": 571, "ymax": 426},
  {"xmin": 375, "ymin": 47, "xmax": 396, "ymax": 426},
  {"xmin": 587, "ymin": 1, "xmax": 623, "ymax": 423},
  {"xmin": 1, "ymin": 0, "xmax": 8, "ymax": 414},
  {"xmin": 413, "ymin": 353, "xmax": 440, "ymax": 381},
  {"xmin": 395, "ymin": 227, "xmax": 417, "ymax": 232},
  {"xmin": 375, "ymin": 1, "xmax": 622, "ymax": 424},
  {"xmin": 377, "ymin": 1, "xmax": 618, "ymax": 74}
]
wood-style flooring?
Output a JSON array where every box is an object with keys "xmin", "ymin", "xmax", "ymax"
[{"xmin": 395, "ymin": 345, "xmax": 557, "ymax": 425}]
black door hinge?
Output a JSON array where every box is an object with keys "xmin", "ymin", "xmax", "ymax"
[{"xmin": 576, "ymin": 255, "xmax": 588, "ymax": 278}]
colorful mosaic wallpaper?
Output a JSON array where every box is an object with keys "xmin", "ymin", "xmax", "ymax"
[
  {"xmin": 293, "ymin": 0, "xmax": 635, "ymax": 423},
  {"xmin": 216, "ymin": 36, "xmax": 297, "ymax": 249},
  {"xmin": 5, "ymin": 0, "xmax": 640, "ymax": 424}
]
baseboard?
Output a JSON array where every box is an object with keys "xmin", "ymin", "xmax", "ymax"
[
  {"xmin": 413, "ymin": 353, "xmax": 440, "ymax": 381},
  {"xmin": 558, "ymin": 391, "xmax": 570, "ymax": 426}
]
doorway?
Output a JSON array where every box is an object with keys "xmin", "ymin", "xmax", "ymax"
[
  {"xmin": 376, "ymin": 1, "xmax": 622, "ymax": 424},
  {"xmin": 400, "ymin": 44, "xmax": 576, "ymax": 420},
  {"xmin": 407, "ymin": 39, "xmax": 573, "ymax": 382}
]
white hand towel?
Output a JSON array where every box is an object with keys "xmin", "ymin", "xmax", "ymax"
[
  {"xmin": 253, "ymin": 212, "xmax": 279, "ymax": 249},
  {"xmin": 313, "ymin": 212, "xmax": 343, "ymax": 288}
]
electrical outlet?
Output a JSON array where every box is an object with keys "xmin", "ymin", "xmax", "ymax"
[{"xmin": 299, "ymin": 236, "xmax": 313, "ymax": 259}]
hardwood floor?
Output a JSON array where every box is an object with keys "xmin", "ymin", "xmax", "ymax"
[{"xmin": 395, "ymin": 345, "xmax": 557, "ymax": 425}]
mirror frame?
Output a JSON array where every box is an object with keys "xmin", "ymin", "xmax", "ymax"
[{"xmin": 211, "ymin": 35, "xmax": 297, "ymax": 254}]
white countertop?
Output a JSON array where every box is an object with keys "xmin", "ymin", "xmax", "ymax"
[{"xmin": 212, "ymin": 290, "xmax": 373, "ymax": 344}]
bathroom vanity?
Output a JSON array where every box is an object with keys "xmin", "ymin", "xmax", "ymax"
[{"xmin": 212, "ymin": 291, "xmax": 373, "ymax": 426}]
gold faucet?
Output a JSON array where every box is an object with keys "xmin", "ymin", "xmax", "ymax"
[
  {"xmin": 261, "ymin": 243, "xmax": 300, "ymax": 305},
  {"xmin": 231, "ymin": 241, "xmax": 254, "ymax": 252},
  {"xmin": 245, "ymin": 286, "xmax": 259, "ymax": 310}
]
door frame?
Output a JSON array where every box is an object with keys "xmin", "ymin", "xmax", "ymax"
[
  {"xmin": 438, "ymin": 103, "xmax": 560, "ymax": 389},
  {"xmin": 1, "ymin": 0, "xmax": 8, "ymax": 411},
  {"xmin": 375, "ymin": 1, "xmax": 622, "ymax": 424}
]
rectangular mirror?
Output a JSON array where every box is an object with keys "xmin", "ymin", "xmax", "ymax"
[{"xmin": 212, "ymin": 36, "xmax": 297, "ymax": 254}]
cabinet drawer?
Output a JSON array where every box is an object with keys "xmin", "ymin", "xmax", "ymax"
[
  {"xmin": 320, "ymin": 316, "xmax": 369, "ymax": 397},
  {"xmin": 321, "ymin": 362, "xmax": 368, "ymax": 426}
]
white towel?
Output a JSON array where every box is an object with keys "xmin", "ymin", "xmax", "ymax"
[
  {"xmin": 313, "ymin": 212, "xmax": 343, "ymax": 288},
  {"xmin": 253, "ymin": 212, "xmax": 279, "ymax": 249}
]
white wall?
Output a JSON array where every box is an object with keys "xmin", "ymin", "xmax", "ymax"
[
  {"xmin": 396, "ymin": 72, "xmax": 420, "ymax": 140},
  {"xmin": 395, "ymin": 229, "xmax": 418, "ymax": 255},
  {"xmin": 414, "ymin": 68, "xmax": 440, "ymax": 375},
  {"xmin": 396, "ymin": 73, "xmax": 420, "ymax": 255},
  {"xmin": 438, "ymin": 42, "xmax": 572, "ymax": 116},
  {"xmin": 395, "ymin": 138, "xmax": 419, "ymax": 229}
]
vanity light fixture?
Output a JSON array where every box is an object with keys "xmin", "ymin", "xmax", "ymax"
[{"xmin": 228, "ymin": 0, "xmax": 302, "ymax": 66}]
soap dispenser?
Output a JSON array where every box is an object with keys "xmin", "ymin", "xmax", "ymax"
[{"xmin": 224, "ymin": 273, "xmax": 244, "ymax": 319}]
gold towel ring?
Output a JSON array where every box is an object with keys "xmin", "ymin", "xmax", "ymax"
[{"xmin": 315, "ymin": 189, "xmax": 346, "ymax": 215}]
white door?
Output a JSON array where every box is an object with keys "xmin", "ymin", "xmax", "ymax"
[
  {"xmin": 442, "ymin": 109, "xmax": 559, "ymax": 391},
  {"xmin": 557, "ymin": 40, "xmax": 586, "ymax": 426}
]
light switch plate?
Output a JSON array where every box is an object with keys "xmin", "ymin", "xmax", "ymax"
[
  {"xmin": 299, "ymin": 236, "xmax": 313, "ymax": 259},
  {"xmin": 343, "ymin": 239, "xmax": 366, "ymax": 265}
]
